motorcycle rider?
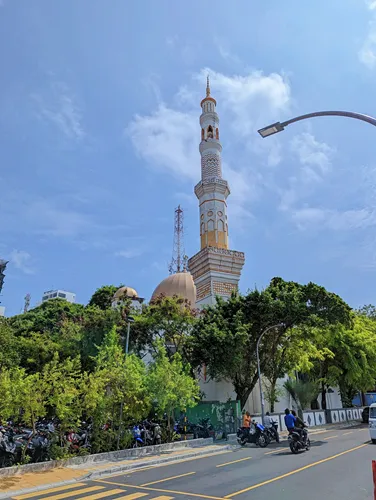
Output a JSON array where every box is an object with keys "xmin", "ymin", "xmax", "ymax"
[
  {"xmin": 284, "ymin": 408, "xmax": 296, "ymax": 434},
  {"xmin": 291, "ymin": 410, "xmax": 307, "ymax": 443},
  {"xmin": 242, "ymin": 411, "xmax": 252, "ymax": 437},
  {"xmin": 264, "ymin": 412, "xmax": 272, "ymax": 428}
]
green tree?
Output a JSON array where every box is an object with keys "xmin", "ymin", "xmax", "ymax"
[
  {"xmin": 0, "ymin": 319, "xmax": 20, "ymax": 369},
  {"xmin": 302, "ymin": 315, "xmax": 376, "ymax": 408},
  {"xmin": 131, "ymin": 295, "xmax": 197, "ymax": 359},
  {"xmin": 83, "ymin": 326, "xmax": 149, "ymax": 452},
  {"xmin": 189, "ymin": 278, "xmax": 352, "ymax": 409},
  {"xmin": 44, "ymin": 354, "xmax": 83, "ymax": 437},
  {"xmin": 147, "ymin": 340, "xmax": 199, "ymax": 431},
  {"xmin": 284, "ymin": 379, "xmax": 320, "ymax": 415},
  {"xmin": 88, "ymin": 285, "xmax": 119, "ymax": 310}
]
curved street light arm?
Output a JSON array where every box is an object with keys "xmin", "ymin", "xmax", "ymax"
[
  {"xmin": 281, "ymin": 110, "xmax": 376, "ymax": 129},
  {"xmin": 258, "ymin": 110, "xmax": 376, "ymax": 138}
]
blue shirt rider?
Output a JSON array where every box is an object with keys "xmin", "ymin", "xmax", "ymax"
[{"xmin": 284, "ymin": 408, "xmax": 296, "ymax": 432}]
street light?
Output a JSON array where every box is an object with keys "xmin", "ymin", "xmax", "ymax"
[
  {"xmin": 256, "ymin": 323, "xmax": 285, "ymax": 425},
  {"xmin": 258, "ymin": 110, "xmax": 376, "ymax": 138},
  {"xmin": 117, "ymin": 315, "xmax": 135, "ymax": 450}
]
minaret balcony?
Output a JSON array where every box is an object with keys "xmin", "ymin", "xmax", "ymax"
[{"xmin": 194, "ymin": 178, "xmax": 230, "ymax": 199}]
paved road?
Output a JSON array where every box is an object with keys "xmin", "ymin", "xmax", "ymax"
[{"xmin": 11, "ymin": 425, "xmax": 374, "ymax": 500}]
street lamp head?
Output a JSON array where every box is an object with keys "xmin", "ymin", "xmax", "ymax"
[
  {"xmin": 127, "ymin": 316, "xmax": 135, "ymax": 323},
  {"xmin": 258, "ymin": 122, "xmax": 284, "ymax": 138}
]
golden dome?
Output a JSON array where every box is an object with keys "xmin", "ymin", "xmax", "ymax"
[
  {"xmin": 151, "ymin": 272, "xmax": 196, "ymax": 306},
  {"xmin": 113, "ymin": 286, "xmax": 139, "ymax": 300}
]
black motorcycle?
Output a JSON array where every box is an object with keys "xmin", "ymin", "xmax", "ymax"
[
  {"xmin": 265, "ymin": 420, "xmax": 280, "ymax": 443},
  {"xmin": 288, "ymin": 428, "xmax": 310, "ymax": 454},
  {"xmin": 193, "ymin": 418, "xmax": 214, "ymax": 439},
  {"xmin": 237, "ymin": 422, "xmax": 269, "ymax": 448}
]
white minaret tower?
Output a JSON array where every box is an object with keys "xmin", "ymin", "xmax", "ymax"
[{"xmin": 188, "ymin": 77, "xmax": 245, "ymax": 307}]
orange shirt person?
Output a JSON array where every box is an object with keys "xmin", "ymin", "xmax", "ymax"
[{"xmin": 242, "ymin": 411, "xmax": 251, "ymax": 428}]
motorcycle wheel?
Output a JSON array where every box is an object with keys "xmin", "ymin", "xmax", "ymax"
[
  {"xmin": 257, "ymin": 434, "xmax": 268, "ymax": 448},
  {"xmin": 237, "ymin": 437, "xmax": 247, "ymax": 446},
  {"xmin": 289, "ymin": 440, "xmax": 299, "ymax": 454},
  {"xmin": 305, "ymin": 438, "xmax": 311, "ymax": 451}
]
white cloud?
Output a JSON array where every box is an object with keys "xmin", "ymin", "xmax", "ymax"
[
  {"xmin": 279, "ymin": 133, "xmax": 334, "ymax": 212},
  {"xmin": 290, "ymin": 132, "xmax": 334, "ymax": 182},
  {"xmin": 291, "ymin": 207, "xmax": 376, "ymax": 232},
  {"xmin": 115, "ymin": 249, "xmax": 143, "ymax": 259},
  {"xmin": 10, "ymin": 250, "xmax": 35, "ymax": 275},
  {"xmin": 32, "ymin": 81, "xmax": 84, "ymax": 141},
  {"xmin": 359, "ymin": 2, "xmax": 376, "ymax": 69},
  {"xmin": 127, "ymin": 67, "xmax": 292, "ymax": 225}
]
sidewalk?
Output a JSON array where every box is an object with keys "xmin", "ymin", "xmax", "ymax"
[{"xmin": 0, "ymin": 443, "xmax": 231, "ymax": 498}]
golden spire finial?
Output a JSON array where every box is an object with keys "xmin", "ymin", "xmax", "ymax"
[{"xmin": 206, "ymin": 75, "xmax": 210, "ymax": 97}]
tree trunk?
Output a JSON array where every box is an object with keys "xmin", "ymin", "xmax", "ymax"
[
  {"xmin": 321, "ymin": 381, "xmax": 327, "ymax": 410},
  {"xmin": 270, "ymin": 377, "xmax": 278, "ymax": 413},
  {"xmin": 234, "ymin": 372, "xmax": 259, "ymax": 411}
]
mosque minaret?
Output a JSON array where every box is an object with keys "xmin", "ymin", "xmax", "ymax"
[{"xmin": 188, "ymin": 77, "xmax": 245, "ymax": 307}]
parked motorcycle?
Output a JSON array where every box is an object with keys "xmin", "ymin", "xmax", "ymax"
[
  {"xmin": 288, "ymin": 428, "xmax": 310, "ymax": 454},
  {"xmin": 265, "ymin": 420, "xmax": 280, "ymax": 443},
  {"xmin": 193, "ymin": 418, "xmax": 214, "ymax": 439},
  {"xmin": 237, "ymin": 422, "xmax": 269, "ymax": 448}
]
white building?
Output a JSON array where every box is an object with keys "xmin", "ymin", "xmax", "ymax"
[
  {"xmin": 0, "ymin": 306, "xmax": 5, "ymax": 317},
  {"xmin": 112, "ymin": 286, "xmax": 144, "ymax": 312},
  {"xmin": 42, "ymin": 290, "xmax": 76, "ymax": 304}
]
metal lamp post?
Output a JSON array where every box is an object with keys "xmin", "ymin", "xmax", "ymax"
[
  {"xmin": 256, "ymin": 324, "xmax": 284, "ymax": 425},
  {"xmin": 258, "ymin": 110, "xmax": 376, "ymax": 138},
  {"xmin": 125, "ymin": 316, "xmax": 135, "ymax": 356},
  {"xmin": 117, "ymin": 315, "xmax": 135, "ymax": 450}
]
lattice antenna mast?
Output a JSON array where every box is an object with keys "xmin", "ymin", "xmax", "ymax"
[
  {"xmin": 169, "ymin": 205, "xmax": 187, "ymax": 274},
  {"xmin": 24, "ymin": 293, "xmax": 31, "ymax": 314},
  {"xmin": 0, "ymin": 260, "xmax": 8, "ymax": 303}
]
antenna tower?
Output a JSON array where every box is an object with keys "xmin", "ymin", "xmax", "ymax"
[
  {"xmin": 24, "ymin": 293, "xmax": 31, "ymax": 314},
  {"xmin": 0, "ymin": 260, "xmax": 8, "ymax": 302},
  {"xmin": 169, "ymin": 205, "xmax": 188, "ymax": 274}
]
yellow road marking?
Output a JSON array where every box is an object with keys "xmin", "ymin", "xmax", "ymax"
[
  {"xmin": 97, "ymin": 482, "xmax": 224, "ymax": 500},
  {"xmin": 100, "ymin": 450, "xmax": 231, "ymax": 477},
  {"xmin": 325, "ymin": 435, "xmax": 338, "ymax": 440},
  {"xmin": 37, "ymin": 486, "xmax": 104, "ymax": 500},
  {"xmin": 115, "ymin": 495, "xmax": 148, "ymax": 500},
  {"xmin": 141, "ymin": 472, "xmax": 196, "ymax": 486},
  {"xmin": 78, "ymin": 489, "xmax": 125, "ymax": 500},
  {"xmin": 216, "ymin": 457, "xmax": 252, "ymax": 468},
  {"xmin": 13, "ymin": 484, "xmax": 88, "ymax": 500},
  {"xmin": 152, "ymin": 497, "xmax": 175, "ymax": 500},
  {"xmin": 264, "ymin": 447, "xmax": 289, "ymax": 455},
  {"xmin": 225, "ymin": 443, "xmax": 368, "ymax": 498},
  {"xmin": 343, "ymin": 431, "xmax": 353, "ymax": 435}
]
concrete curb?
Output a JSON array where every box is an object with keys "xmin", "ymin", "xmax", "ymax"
[{"xmin": 0, "ymin": 438, "xmax": 214, "ymax": 479}]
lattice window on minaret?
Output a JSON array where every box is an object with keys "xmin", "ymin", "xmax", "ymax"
[{"xmin": 201, "ymin": 153, "xmax": 222, "ymax": 178}]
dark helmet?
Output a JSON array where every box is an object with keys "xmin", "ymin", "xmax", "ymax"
[
  {"xmin": 285, "ymin": 408, "xmax": 290, "ymax": 415},
  {"xmin": 266, "ymin": 412, "xmax": 270, "ymax": 416},
  {"xmin": 291, "ymin": 410, "xmax": 297, "ymax": 416}
]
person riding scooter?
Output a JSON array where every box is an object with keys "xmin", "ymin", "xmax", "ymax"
[{"xmin": 291, "ymin": 410, "xmax": 308, "ymax": 443}]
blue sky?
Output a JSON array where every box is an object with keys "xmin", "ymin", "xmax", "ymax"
[{"xmin": 1, "ymin": 0, "xmax": 376, "ymax": 315}]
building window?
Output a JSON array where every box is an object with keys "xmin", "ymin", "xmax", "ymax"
[
  {"xmin": 58, "ymin": 292, "xmax": 66, "ymax": 298},
  {"xmin": 52, "ymin": 292, "xmax": 57, "ymax": 298}
]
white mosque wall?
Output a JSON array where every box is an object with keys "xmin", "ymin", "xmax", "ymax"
[{"xmin": 199, "ymin": 373, "xmax": 343, "ymax": 414}]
